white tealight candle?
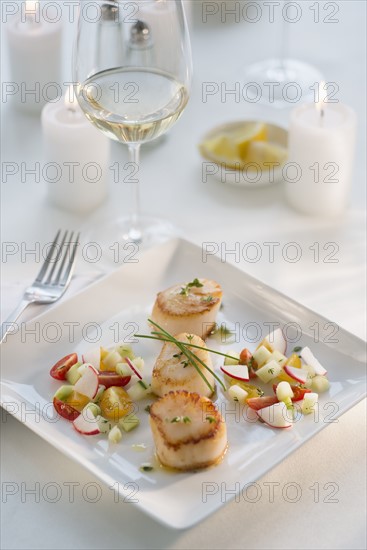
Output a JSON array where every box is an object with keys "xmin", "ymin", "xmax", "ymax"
[
  {"xmin": 41, "ymin": 87, "xmax": 110, "ymax": 214},
  {"xmin": 285, "ymin": 85, "xmax": 357, "ymax": 217},
  {"xmin": 6, "ymin": 1, "xmax": 62, "ymax": 113}
]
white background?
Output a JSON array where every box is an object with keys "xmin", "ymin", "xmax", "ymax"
[{"xmin": 1, "ymin": 1, "xmax": 366, "ymax": 549}]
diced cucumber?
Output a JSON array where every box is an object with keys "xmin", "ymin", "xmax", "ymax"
[
  {"xmin": 103, "ymin": 350, "xmax": 122, "ymax": 370},
  {"xmin": 132, "ymin": 357, "xmax": 144, "ymax": 371},
  {"xmin": 108, "ymin": 425, "xmax": 122, "ymax": 444},
  {"xmin": 224, "ymin": 351, "xmax": 240, "ymax": 366},
  {"xmin": 303, "ymin": 363, "xmax": 316, "ymax": 378},
  {"xmin": 85, "ymin": 403, "xmax": 101, "ymax": 417},
  {"xmin": 276, "ymin": 381, "xmax": 294, "ymax": 401},
  {"xmin": 269, "ymin": 350, "xmax": 287, "ymax": 367},
  {"xmin": 311, "ymin": 375, "xmax": 330, "ymax": 393},
  {"xmin": 256, "ymin": 360, "xmax": 282, "ymax": 383},
  {"xmin": 116, "ymin": 362, "xmax": 132, "ymax": 377},
  {"xmin": 228, "ymin": 384, "xmax": 248, "ymax": 404},
  {"xmin": 66, "ymin": 362, "xmax": 82, "ymax": 385},
  {"xmin": 118, "ymin": 413, "xmax": 140, "ymax": 432},
  {"xmin": 54, "ymin": 385, "xmax": 74, "ymax": 401},
  {"xmin": 127, "ymin": 380, "xmax": 152, "ymax": 401},
  {"xmin": 252, "ymin": 345, "xmax": 272, "ymax": 368},
  {"xmin": 302, "ymin": 392, "xmax": 319, "ymax": 415},
  {"xmin": 116, "ymin": 344, "xmax": 135, "ymax": 360},
  {"xmin": 93, "ymin": 385, "xmax": 106, "ymax": 403},
  {"xmin": 96, "ymin": 416, "xmax": 112, "ymax": 433}
]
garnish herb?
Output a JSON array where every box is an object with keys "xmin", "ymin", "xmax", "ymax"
[
  {"xmin": 293, "ymin": 346, "xmax": 302, "ymax": 353},
  {"xmin": 181, "ymin": 360, "xmax": 190, "ymax": 368},
  {"xmin": 173, "ymin": 352, "xmax": 183, "ymax": 358},
  {"xmin": 170, "ymin": 416, "xmax": 191, "ymax": 424},
  {"xmin": 206, "ymin": 416, "xmax": 216, "ymax": 423},
  {"xmin": 180, "ymin": 278, "xmax": 203, "ymax": 296},
  {"xmin": 202, "ymin": 295, "xmax": 213, "ymax": 303},
  {"xmin": 136, "ymin": 320, "xmax": 230, "ymax": 392},
  {"xmin": 140, "ymin": 464, "xmax": 154, "ymax": 472},
  {"xmin": 144, "ymin": 405, "xmax": 151, "ymax": 413},
  {"xmin": 268, "ymin": 368, "xmax": 274, "ymax": 375},
  {"xmin": 210, "ymin": 323, "xmax": 235, "ymax": 343}
]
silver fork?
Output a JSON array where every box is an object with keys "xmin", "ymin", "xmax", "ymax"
[{"xmin": 1, "ymin": 230, "xmax": 80, "ymax": 343}]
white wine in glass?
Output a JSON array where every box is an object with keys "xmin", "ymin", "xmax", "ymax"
[{"xmin": 73, "ymin": 1, "xmax": 192, "ymax": 252}]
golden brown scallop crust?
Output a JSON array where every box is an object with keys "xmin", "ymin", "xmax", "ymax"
[
  {"xmin": 153, "ymin": 280, "xmax": 222, "ymax": 317},
  {"xmin": 149, "ymin": 391, "xmax": 228, "ymax": 470}
]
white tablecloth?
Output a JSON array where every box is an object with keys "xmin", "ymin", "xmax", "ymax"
[{"xmin": 1, "ymin": 2, "xmax": 366, "ymax": 548}]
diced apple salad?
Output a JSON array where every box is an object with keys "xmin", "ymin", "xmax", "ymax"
[
  {"xmin": 50, "ymin": 344, "xmax": 151, "ymax": 441},
  {"xmin": 223, "ymin": 328, "xmax": 330, "ymax": 429}
]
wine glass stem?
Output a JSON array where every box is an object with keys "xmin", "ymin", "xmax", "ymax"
[
  {"xmin": 278, "ymin": 0, "xmax": 290, "ymax": 79},
  {"xmin": 127, "ymin": 143, "xmax": 142, "ymax": 243}
]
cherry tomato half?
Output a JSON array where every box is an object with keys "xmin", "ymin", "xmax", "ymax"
[
  {"xmin": 247, "ymin": 395, "xmax": 279, "ymax": 411},
  {"xmin": 98, "ymin": 372, "xmax": 131, "ymax": 389},
  {"xmin": 53, "ymin": 397, "xmax": 80, "ymax": 421},
  {"xmin": 50, "ymin": 353, "xmax": 78, "ymax": 380}
]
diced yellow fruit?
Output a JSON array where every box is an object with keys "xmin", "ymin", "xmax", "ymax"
[
  {"xmin": 100, "ymin": 387, "xmax": 133, "ymax": 421},
  {"xmin": 277, "ymin": 353, "xmax": 301, "ymax": 382},
  {"xmin": 287, "ymin": 353, "xmax": 302, "ymax": 368},
  {"xmin": 100, "ymin": 347, "xmax": 109, "ymax": 360},
  {"xmin": 65, "ymin": 391, "xmax": 90, "ymax": 412},
  {"xmin": 241, "ymin": 141, "xmax": 287, "ymax": 167},
  {"xmin": 100, "ymin": 347, "xmax": 110, "ymax": 371}
]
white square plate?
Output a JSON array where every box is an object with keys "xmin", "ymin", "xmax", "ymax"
[{"xmin": 1, "ymin": 239, "xmax": 366, "ymax": 529}]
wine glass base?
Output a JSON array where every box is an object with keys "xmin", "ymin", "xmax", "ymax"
[
  {"xmin": 244, "ymin": 58, "xmax": 324, "ymax": 108},
  {"xmin": 83, "ymin": 215, "xmax": 179, "ymax": 271}
]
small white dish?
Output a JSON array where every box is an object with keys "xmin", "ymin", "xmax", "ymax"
[{"xmin": 200, "ymin": 121, "xmax": 288, "ymax": 188}]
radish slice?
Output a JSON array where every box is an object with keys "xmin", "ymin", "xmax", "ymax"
[
  {"xmin": 220, "ymin": 364, "xmax": 249, "ymax": 381},
  {"xmin": 300, "ymin": 347, "xmax": 327, "ymax": 376},
  {"xmin": 82, "ymin": 348, "xmax": 101, "ymax": 370},
  {"xmin": 264, "ymin": 328, "xmax": 286, "ymax": 354},
  {"xmin": 283, "ymin": 365, "xmax": 308, "ymax": 384},
  {"xmin": 257, "ymin": 402, "xmax": 293, "ymax": 428},
  {"xmin": 73, "ymin": 407, "xmax": 100, "ymax": 435},
  {"xmin": 125, "ymin": 357, "xmax": 143, "ymax": 380},
  {"xmin": 74, "ymin": 364, "xmax": 99, "ymax": 399}
]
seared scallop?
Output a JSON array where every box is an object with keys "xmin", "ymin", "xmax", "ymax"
[
  {"xmin": 151, "ymin": 333, "xmax": 214, "ymax": 398},
  {"xmin": 151, "ymin": 278, "xmax": 222, "ymax": 340},
  {"xmin": 149, "ymin": 390, "xmax": 227, "ymax": 471}
]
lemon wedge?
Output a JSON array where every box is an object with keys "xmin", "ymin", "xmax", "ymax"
[
  {"xmin": 242, "ymin": 141, "xmax": 288, "ymax": 168},
  {"xmin": 199, "ymin": 122, "xmax": 287, "ymax": 171}
]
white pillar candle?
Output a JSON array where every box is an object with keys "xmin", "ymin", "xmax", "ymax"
[
  {"xmin": 6, "ymin": 1, "xmax": 62, "ymax": 114},
  {"xmin": 285, "ymin": 90, "xmax": 357, "ymax": 217},
  {"xmin": 41, "ymin": 87, "xmax": 110, "ymax": 214}
]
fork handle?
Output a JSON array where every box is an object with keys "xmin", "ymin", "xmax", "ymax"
[{"xmin": 1, "ymin": 300, "xmax": 31, "ymax": 343}]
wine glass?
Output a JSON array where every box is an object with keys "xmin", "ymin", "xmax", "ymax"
[
  {"xmin": 244, "ymin": 1, "xmax": 323, "ymax": 108},
  {"xmin": 73, "ymin": 0, "xmax": 192, "ymax": 257}
]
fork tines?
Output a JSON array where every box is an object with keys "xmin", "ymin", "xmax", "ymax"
[{"xmin": 35, "ymin": 230, "xmax": 81, "ymax": 287}]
